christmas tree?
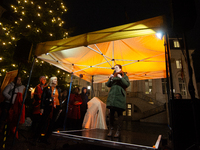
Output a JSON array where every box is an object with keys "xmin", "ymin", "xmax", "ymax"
[{"xmin": 0, "ymin": 0, "xmax": 73, "ymax": 89}]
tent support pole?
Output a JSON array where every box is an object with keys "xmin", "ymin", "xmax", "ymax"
[
  {"xmin": 63, "ymin": 73, "xmax": 73, "ymax": 130},
  {"xmin": 12, "ymin": 56, "xmax": 36, "ymax": 145},
  {"xmin": 165, "ymin": 33, "xmax": 174, "ymax": 100},
  {"xmin": 91, "ymin": 75, "xmax": 94, "ymax": 98}
]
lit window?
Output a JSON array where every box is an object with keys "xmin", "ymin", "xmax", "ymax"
[
  {"xmin": 174, "ymin": 40, "xmax": 180, "ymax": 48},
  {"xmin": 176, "ymin": 60, "xmax": 182, "ymax": 69},
  {"xmin": 145, "ymin": 79, "xmax": 152, "ymax": 94}
]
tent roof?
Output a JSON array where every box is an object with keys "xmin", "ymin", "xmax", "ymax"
[{"xmin": 35, "ymin": 16, "xmax": 166, "ymax": 83}]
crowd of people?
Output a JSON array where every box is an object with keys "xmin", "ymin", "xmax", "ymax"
[{"xmin": 0, "ymin": 75, "xmax": 89, "ymax": 144}]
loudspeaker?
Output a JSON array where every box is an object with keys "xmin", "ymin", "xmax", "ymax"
[
  {"xmin": 170, "ymin": 0, "xmax": 197, "ymax": 32},
  {"xmin": 169, "ymin": 99, "xmax": 200, "ymax": 150},
  {"xmin": 13, "ymin": 37, "xmax": 32, "ymax": 63}
]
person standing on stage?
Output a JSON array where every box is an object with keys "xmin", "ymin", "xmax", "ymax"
[
  {"xmin": 32, "ymin": 76, "xmax": 47, "ymax": 132},
  {"xmin": 106, "ymin": 64, "xmax": 130, "ymax": 138},
  {"xmin": 37, "ymin": 76, "xmax": 62, "ymax": 144}
]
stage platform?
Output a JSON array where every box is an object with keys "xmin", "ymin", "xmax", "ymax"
[{"xmin": 53, "ymin": 128, "xmax": 162, "ymax": 150}]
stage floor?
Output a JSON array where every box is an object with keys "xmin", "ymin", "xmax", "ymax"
[{"xmin": 53, "ymin": 128, "xmax": 162, "ymax": 150}]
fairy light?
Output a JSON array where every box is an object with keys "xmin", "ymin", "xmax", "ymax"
[
  {"xmin": 15, "ymin": 10, "xmax": 17, "ymax": 12},
  {"xmin": 50, "ymin": 33, "xmax": 53, "ymax": 36},
  {"xmin": 6, "ymin": 33, "xmax": 9, "ymax": 35},
  {"xmin": 8, "ymin": 42, "xmax": 11, "ymax": 44},
  {"xmin": 0, "ymin": 73, "xmax": 2, "ymax": 76},
  {"xmin": 22, "ymin": 7, "xmax": 24, "ymax": 9},
  {"xmin": 3, "ymin": 42, "xmax": 6, "ymax": 45},
  {"xmin": 41, "ymin": 61, "xmax": 44, "ymax": 63},
  {"xmin": 24, "ymin": 70, "xmax": 27, "ymax": 74},
  {"xmin": 31, "ymin": 1, "xmax": 34, "ymax": 4},
  {"xmin": 38, "ymin": 6, "xmax": 41, "ymax": 9},
  {"xmin": 20, "ymin": 18, "xmax": 22, "ymax": 21},
  {"xmin": 37, "ymin": 29, "xmax": 39, "ymax": 32},
  {"xmin": 12, "ymin": 64, "xmax": 16, "ymax": 67},
  {"xmin": 15, "ymin": 21, "xmax": 18, "ymax": 24},
  {"xmin": 0, "ymin": 57, "xmax": 2, "ymax": 61},
  {"xmin": 12, "ymin": 37, "xmax": 15, "ymax": 40},
  {"xmin": 57, "ymin": 70, "xmax": 60, "ymax": 73},
  {"xmin": 26, "ymin": 25, "xmax": 31, "ymax": 28},
  {"xmin": 35, "ymin": 59, "xmax": 38, "ymax": 62},
  {"xmin": 11, "ymin": 5, "xmax": 14, "ymax": 8},
  {"xmin": 49, "ymin": 10, "xmax": 52, "ymax": 13},
  {"xmin": 38, "ymin": 13, "xmax": 40, "ymax": 17},
  {"xmin": 2, "ymin": 69, "xmax": 5, "ymax": 72},
  {"xmin": 24, "ymin": 0, "xmax": 27, "ymax": 3},
  {"xmin": 64, "ymin": 9, "xmax": 67, "ymax": 12},
  {"xmin": 3, "ymin": 28, "xmax": 6, "ymax": 30},
  {"xmin": 46, "ymin": 76, "xmax": 48, "ymax": 79},
  {"xmin": 0, "ymin": 22, "xmax": 2, "ymax": 25},
  {"xmin": 22, "ymin": 11, "xmax": 25, "ymax": 15},
  {"xmin": 18, "ymin": 1, "xmax": 20, "ymax": 4}
]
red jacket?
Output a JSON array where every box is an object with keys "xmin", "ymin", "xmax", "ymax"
[
  {"xmin": 67, "ymin": 93, "xmax": 82, "ymax": 119},
  {"xmin": 33, "ymin": 84, "xmax": 46, "ymax": 114}
]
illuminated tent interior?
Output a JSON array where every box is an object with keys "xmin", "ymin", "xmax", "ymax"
[{"xmin": 35, "ymin": 16, "xmax": 166, "ymax": 83}]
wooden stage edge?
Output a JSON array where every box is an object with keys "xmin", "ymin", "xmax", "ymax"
[{"xmin": 53, "ymin": 129, "xmax": 162, "ymax": 150}]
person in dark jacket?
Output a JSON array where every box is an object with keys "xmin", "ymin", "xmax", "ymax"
[
  {"xmin": 32, "ymin": 76, "xmax": 47, "ymax": 132},
  {"xmin": 67, "ymin": 87, "xmax": 82, "ymax": 130},
  {"xmin": 106, "ymin": 64, "xmax": 130, "ymax": 138},
  {"xmin": 35, "ymin": 76, "xmax": 62, "ymax": 144},
  {"xmin": 80, "ymin": 87, "xmax": 88, "ymax": 128}
]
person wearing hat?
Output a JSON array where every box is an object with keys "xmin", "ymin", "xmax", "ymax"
[
  {"xmin": 106, "ymin": 64, "xmax": 130, "ymax": 138},
  {"xmin": 32, "ymin": 76, "xmax": 47, "ymax": 132}
]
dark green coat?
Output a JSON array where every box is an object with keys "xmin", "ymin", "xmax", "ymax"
[{"xmin": 106, "ymin": 73, "xmax": 130, "ymax": 110}]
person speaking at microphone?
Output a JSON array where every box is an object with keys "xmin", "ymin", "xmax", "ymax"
[{"xmin": 106, "ymin": 64, "xmax": 130, "ymax": 138}]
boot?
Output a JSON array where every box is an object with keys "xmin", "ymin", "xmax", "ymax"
[
  {"xmin": 107, "ymin": 127, "xmax": 113, "ymax": 137},
  {"xmin": 114, "ymin": 115, "xmax": 123, "ymax": 138},
  {"xmin": 114, "ymin": 127, "xmax": 120, "ymax": 138}
]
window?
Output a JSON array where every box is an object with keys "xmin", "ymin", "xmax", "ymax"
[
  {"xmin": 162, "ymin": 78, "xmax": 167, "ymax": 94},
  {"xmin": 124, "ymin": 103, "xmax": 132, "ymax": 116},
  {"xmin": 145, "ymin": 79, "xmax": 152, "ymax": 94},
  {"xmin": 176, "ymin": 60, "xmax": 182, "ymax": 69},
  {"xmin": 178, "ymin": 77, "xmax": 186, "ymax": 96},
  {"xmin": 174, "ymin": 40, "xmax": 180, "ymax": 48}
]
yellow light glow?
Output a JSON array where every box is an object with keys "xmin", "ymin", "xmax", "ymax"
[
  {"xmin": 12, "ymin": 64, "xmax": 16, "ymax": 67},
  {"xmin": 18, "ymin": 1, "xmax": 20, "ymax": 4},
  {"xmin": 6, "ymin": 33, "xmax": 9, "ymax": 35},
  {"xmin": 59, "ymin": 24, "xmax": 62, "ymax": 26},
  {"xmin": 57, "ymin": 70, "xmax": 60, "ymax": 73},
  {"xmin": 31, "ymin": 1, "xmax": 33, "ymax": 4},
  {"xmin": 37, "ymin": 30, "xmax": 39, "ymax": 32},
  {"xmin": 63, "ymin": 72, "xmax": 65, "ymax": 74},
  {"xmin": 11, "ymin": 5, "xmax": 14, "ymax": 8},
  {"xmin": 62, "ymin": 6, "xmax": 65, "ymax": 8},
  {"xmin": 35, "ymin": 59, "xmax": 38, "ymax": 62},
  {"xmin": 0, "ymin": 73, "xmax": 2, "ymax": 76},
  {"xmin": 58, "ymin": 17, "xmax": 61, "ymax": 20},
  {"xmin": 22, "ymin": 11, "xmax": 25, "ymax": 15},
  {"xmin": 64, "ymin": 9, "xmax": 67, "ymax": 12},
  {"xmin": 62, "ymin": 21, "xmax": 64, "ymax": 24},
  {"xmin": 14, "ymin": 10, "xmax": 17, "ymax": 12},
  {"xmin": 50, "ymin": 33, "xmax": 53, "ymax": 36},
  {"xmin": 24, "ymin": 0, "xmax": 27, "ymax": 3},
  {"xmin": 20, "ymin": 18, "xmax": 22, "ymax": 21},
  {"xmin": 3, "ymin": 28, "xmax": 6, "ymax": 30},
  {"xmin": 0, "ymin": 22, "xmax": 2, "ymax": 25},
  {"xmin": 22, "ymin": 7, "xmax": 24, "ymax": 9},
  {"xmin": 38, "ymin": 13, "xmax": 40, "ymax": 16},
  {"xmin": 3, "ymin": 43, "xmax": 6, "ymax": 45},
  {"xmin": 2, "ymin": 69, "xmax": 5, "ymax": 72},
  {"xmin": 38, "ymin": 6, "xmax": 41, "ymax": 9},
  {"xmin": 24, "ymin": 70, "xmax": 27, "ymax": 73},
  {"xmin": 41, "ymin": 61, "xmax": 44, "ymax": 63},
  {"xmin": 26, "ymin": 25, "xmax": 31, "ymax": 28},
  {"xmin": 8, "ymin": 42, "xmax": 11, "ymax": 44},
  {"xmin": 12, "ymin": 37, "xmax": 15, "ymax": 40},
  {"xmin": 0, "ymin": 57, "xmax": 2, "ymax": 60},
  {"xmin": 49, "ymin": 10, "xmax": 52, "ymax": 13},
  {"xmin": 15, "ymin": 21, "xmax": 18, "ymax": 24},
  {"xmin": 46, "ymin": 76, "xmax": 48, "ymax": 79}
]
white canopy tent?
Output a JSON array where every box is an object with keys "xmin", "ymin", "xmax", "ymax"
[{"xmin": 35, "ymin": 16, "xmax": 166, "ymax": 83}]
